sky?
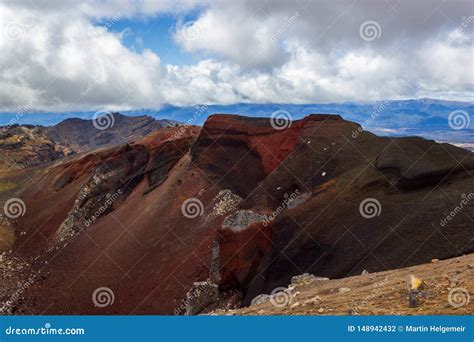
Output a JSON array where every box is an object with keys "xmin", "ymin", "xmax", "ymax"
[{"xmin": 0, "ymin": 0, "xmax": 473, "ymax": 112}]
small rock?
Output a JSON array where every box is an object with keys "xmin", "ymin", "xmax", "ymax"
[
  {"xmin": 290, "ymin": 273, "xmax": 321, "ymax": 286},
  {"xmin": 317, "ymin": 308, "xmax": 324, "ymax": 313},
  {"xmin": 250, "ymin": 294, "xmax": 270, "ymax": 306},
  {"xmin": 431, "ymin": 258, "xmax": 439, "ymax": 263},
  {"xmin": 303, "ymin": 296, "xmax": 322, "ymax": 306},
  {"xmin": 467, "ymin": 264, "xmax": 474, "ymax": 270},
  {"xmin": 361, "ymin": 269, "xmax": 369, "ymax": 275},
  {"xmin": 338, "ymin": 287, "xmax": 351, "ymax": 293},
  {"xmin": 448, "ymin": 276, "xmax": 459, "ymax": 284}
]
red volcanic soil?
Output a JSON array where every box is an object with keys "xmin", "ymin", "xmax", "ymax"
[{"xmin": 1, "ymin": 114, "xmax": 473, "ymax": 315}]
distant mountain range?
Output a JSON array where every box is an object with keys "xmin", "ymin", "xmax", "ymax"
[
  {"xmin": 1, "ymin": 99, "xmax": 472, "ymax": 146},
  {"xmin": 0, "ymin": 113, "xmax": 177, "ymax": 170}
]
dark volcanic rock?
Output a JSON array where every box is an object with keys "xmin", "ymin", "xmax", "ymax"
[
  {"xmin": 375, "ymin": 137, "xmax": 474, "ymax": 189},
  {"xmin": 2, "ymin": 114, "xmax": 473, "ymax": 315},
  {"xmin": 144, "ymin": 137, "xmax": 195, "ymax": 193}
]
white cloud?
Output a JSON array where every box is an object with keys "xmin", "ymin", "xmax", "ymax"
[
  {"xmin": 173, "ymin": 3, "xmax": 293, "ymax": 69},
  {"xmin": 0, "ymin": 2, "xmax": 164, "ymax": 111},
  {"xmin": 0, "ymin": 0, "xmax": 472, "ymax": 112}
]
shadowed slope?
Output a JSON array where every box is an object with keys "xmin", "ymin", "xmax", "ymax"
[{"xmin": 0, "ymin": 114, "xmax": 472, "ymax": 315}]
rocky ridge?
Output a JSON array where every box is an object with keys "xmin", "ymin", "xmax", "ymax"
[{"xmin": 0, "ymin": 113, "xmax": 472, "ymax": 315}]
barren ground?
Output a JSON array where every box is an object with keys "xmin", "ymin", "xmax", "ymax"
[{"xmin": 213, "ymin": 254, "xmax": 474, "ymax": 315}]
